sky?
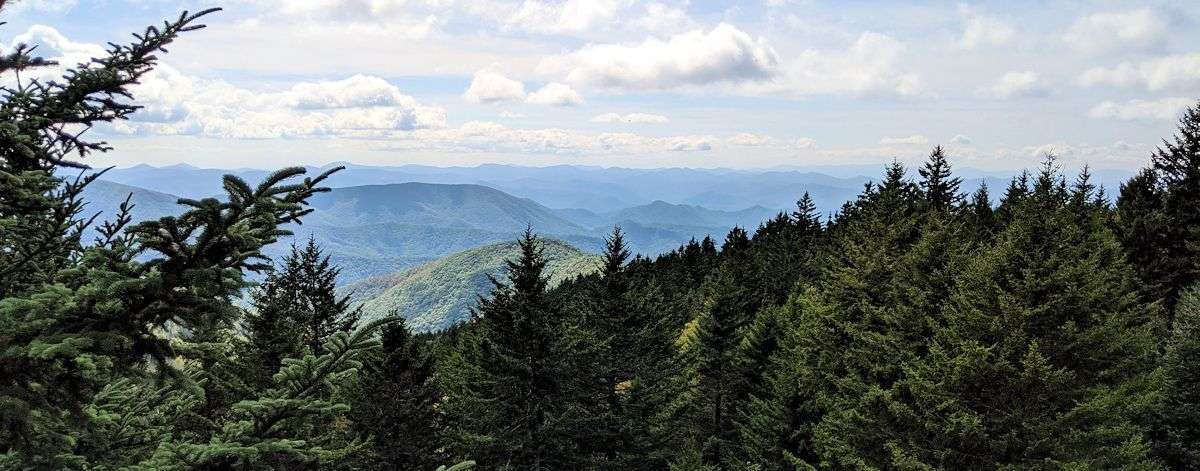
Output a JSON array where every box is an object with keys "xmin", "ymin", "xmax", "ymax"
[{"xmin": 2, "ymin": 0, "xmax": 1198, "ymax": 171}]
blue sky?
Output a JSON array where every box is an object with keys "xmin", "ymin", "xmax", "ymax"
[{"xmin": 4, "ymin": 0, "xmax": 1198, "ymax": 171}]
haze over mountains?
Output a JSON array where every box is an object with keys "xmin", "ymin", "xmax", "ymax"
[{"xmin": 79, "ymin": 162, "xmax": 1136, "ymax": 284}]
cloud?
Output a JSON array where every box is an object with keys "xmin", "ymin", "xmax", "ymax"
[
  {"xmin": 7, "ymin": 0, "xmax": 77, "ymax": 14},
  {"xmin": 1088, "ymin": 98, "xmax": 1194, "ymax": 121},
  {"xmin": 726, "ymin": 133, "xmax": 772, "ymax": 146},
  {"xmin": 665, "ymin": 135, "xmax": 717, "ymax": 151},
  {"xmin": 498, "ymin": 110, "xmax": 525, "ymax": 118},
  {"xmin": 982, "ymin": 71, "xmax": 1049, "ymax": 99},
  {"xmin": 121, "ymin": 71, "xmax": 446, "ymax": 139},
  {"xmin": 950, "ymin": 134, "xmax": 972, "ymax": 145},
  {"xmin": 526, "ymin": 82, "xmax": 584, "ymax": 106},
  {"xmin": 880, "ymin": 135, "xmax": 929, "ymax": 145},
  {"xmin": 464, "ymin": 69, "xmax": 527, "ymax": 104},
  {"xmin": 1078, "ymin": 53, "xmax": 1200, "ymax": 92},
  {"xmin": 538, "ymin": 22, "xmax": 779, "ymax": 90},
  {"xmin": 1063, "ymin": 8, "xmax": 1166, "ymax": 53},
  {"xmin": 960, "ymin": 15, "xmax": 1015, "ymax": 49},
  {"xmin": 506, "ymin": 0, "xmax": 625, "ymax": 35},
  {"xmin": 794, "ymin": 137, "xmax": 817, "ymax": 149},
  {"xmin": 755, "ymin": 31, "xmax": 921, "ymax": 98},
  {"xmin": 591, "ymin": 112, "xmax": 670, "ymax": 124}
]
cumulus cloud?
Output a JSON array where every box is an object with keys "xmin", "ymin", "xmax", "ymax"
[
  {"xmin": 665, "ymin": 135, "xmax": 717, "ymax": 151},
  {"xmin": 1088, "ymin": 98, "xmax": 1194, "ymax": 121},
  {"xmin": 982, "ymin": 71, "xmax": 1049, "ymax": 99},
  {"xmin": 960, "ymin": 15, "xmax": 1015, "ymax": 49},
  {"xmin": 4, "ymin": 25, "xmax": 106, "ymax": 82},
  {"xmin": 757, "ymin": 31, "xmax": 921, "ymax": 98},
  {"xmin": 880, "ymin": 135, "xmax": 929, "ymax": 145},
  {"xmin": 121, "ymin": 71, "xmax": 446, "ymax": 139},
  {"xmin": 793, "ymin": 137, "xmax": 817, "ymax": 149},
  {"xmin": 950, "ymin": 134, "xmax": 972, "ymax": 145},
  {"xmin": 1063, "ymin": 8, "xmax": 1166, "ymax": 53},
  {"xmin": 526, "ymin": 82, "xmax": 584, "ymax": 106},
  {"xmin": 1078, "ymin": 53, "xmax": 1200, "ymax": 92},
  {"xmin": 464, "ymin": 69, "xmax": 527, "ymax": 104},
  {"xmin": 538, "ymin": 23, "xmax": 779, "ymax": 90},
  {"xmin": 591, "ymin": 112, "xmax": 670, "ymax": 124}
]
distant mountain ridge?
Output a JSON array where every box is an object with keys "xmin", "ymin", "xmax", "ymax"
[
  {"xmin": 91, "ymin": 162, "xmax": 1134, "ymax": 218},
  {"xmin": 306, "ymin": 182, "xmax": 586, "ymax": 235}
]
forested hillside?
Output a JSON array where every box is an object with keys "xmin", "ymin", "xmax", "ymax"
[
  {"xmin": 342, "ymin": 239, "xmax": 600, "ymax": 331},
  {"xmin": 4, "ymin": 8, "xmax": 1200, "ymax": 471}
]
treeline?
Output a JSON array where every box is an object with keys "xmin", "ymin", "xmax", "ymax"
[
  {"xmin": 3, "ymin": 9, "xmax": 1200, "ymax": 471},
  {"xmin": 419, "ymin": 132, "xmax": 1200, "ymax": 469}
]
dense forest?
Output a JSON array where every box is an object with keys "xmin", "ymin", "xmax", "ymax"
[{"xmin": 3, "ymin": 9, "xmax": 1200, "ymax": 471}]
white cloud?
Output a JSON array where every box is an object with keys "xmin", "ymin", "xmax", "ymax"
[
  {"xmin": 526, "ymin": 82, "xmax": 584, "ymax": 106},
  {"xmin": 498, "ymin": 110, "xmax": 525, "ymax": 118},
  {"xmin": 591, "ymin": 112, "xmax": 670, "ymax": 124},
  {"xmin": 727, "ymin": 132, "xmax": 773, "ymax": 146},
  {"xmin": 755, "ymin": 31, "xmax": 921, "ymax": 98},
  {"xmin": 122, "ymin": 72, "xmax": 446, "ymax": 139},
  {"xmin": 1078, "ymin": 53, "xmax": 1200, "ymax": 92},
  {"xmin": 538, "ymin": 22, "xmax": 779, "ymax": 90},
  {"xmin": 4, "ymin": 25, "xmax": 107, "ymax": 83},
  {"xmin": 1063, "ymin": 8, "xmax": 1166, "ymax": 54},
  {"xmin": 1088, "ymin": 98, "xmax": 1194, "ymax": 122},
  {"xmin": 7, "ymin": 0, "xmax": 77, "ymax": 14},
  {"xmin": 950, "ymin": 134, "xmax": 972, "ymax": 145},
  {"xmin": 464, "ymin": 69, "xmax": 527, "ymax": 104},
  {"xmin": 960, "ymin": 15, "xmax": 1015, "ymax": 49},
  {"xmin": 982, "ymin": 71, "xmax": 1049, "ymax": 99},
  {"xmin": 665, "ymin": 135, "xmax": 717, "ymax": 151},
  {"xmin": 793, "ymin": 137, "xmax": 817, "ymax": 149},
  {"xmin": 506, "ymin": 0, "xmax": 626, "ymax": 35},
  {"xmin": 880, "ymin": 135, "xmax": 929, "ymax": 145}
]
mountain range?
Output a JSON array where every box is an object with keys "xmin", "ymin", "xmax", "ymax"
[{"xmin": 79, "ymin": 162, "xmax": 1136, "ymax": 284}]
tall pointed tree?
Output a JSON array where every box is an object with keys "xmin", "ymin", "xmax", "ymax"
[
  {"xmin": 442, "ymin": 229, "xmax": 577, "ymax": 469},
  {"xmin": 918, "ymin": 145, "xmax": 963, "ymax": 211}
]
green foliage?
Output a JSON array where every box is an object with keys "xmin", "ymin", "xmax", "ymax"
[{"xmin": 347, "ymin": 238, "xmax": 599, "ymax": 331}]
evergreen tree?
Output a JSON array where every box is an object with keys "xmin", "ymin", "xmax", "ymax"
[
  {"xmin": 442, "ymin": 229, "xmax": 578, "ymax": 470},
  {"xmin": 1155, "ymin": 286, "xmax": 1200, "ymax": 468},
  {"xmin": 682, "ymin": 227, "xmax": 758, "ymax": 466},
  {"xmin": 243, "ymin": 238, "xmax": 361, "ymax": 387},
  {"xmin": 966, "ymin": 182, "xmax": 996, "ymax": 242},
  {"xmin": 345, "ymin": 318, "xmax": 445, "ymax": 470},
  {"xmin": 918, "ymin": 145, "xmax": 963, "ymax": 211},
  {"xmin": 869, "ymin": 158, "xmax": 1161, "ymax": 468},
  {"xmin": 1128, "ymin": 100, "xmax": 1200, "ymax": 309}
]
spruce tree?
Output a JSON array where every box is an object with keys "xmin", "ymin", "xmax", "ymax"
[
  {"xmin": 243, "ymin": 238, "xmax": 361, "ymax": 387},
  {"xmin": 918, "ymin": 145, "xmax": 963, "ymax": 211},
  {"xmin": 1155, "ymin": 286, "xmax": 1200, "ymax": 468},
  {"xmin": 442, "ymin": 229, "xmax": 577, "ymax": 469},
  {"xmin": 1111, "ymin": 101, "xmax": 1200, "ymax": 314},
  {"xmin": 870, "ymin": 157, "xmax": 1161, "ymax": 468},
  {"xmin": 345, "ymin": 318, "xmax": 445, "ymax": 470}
]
